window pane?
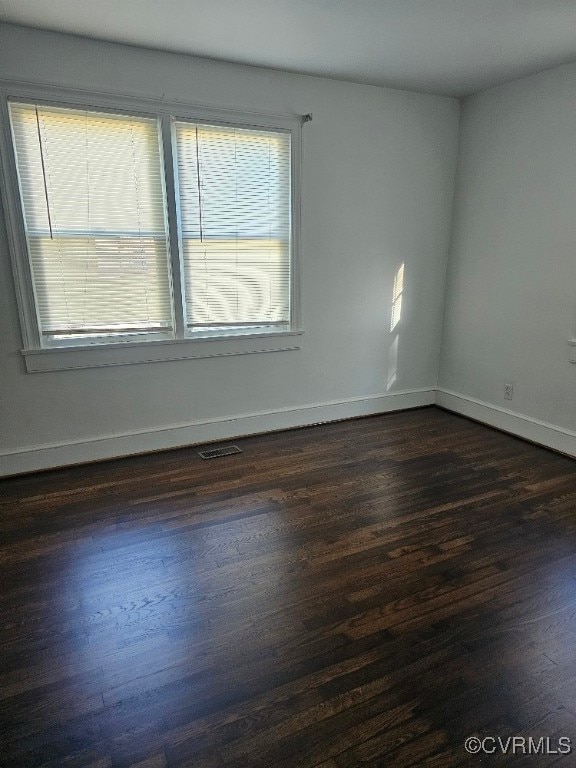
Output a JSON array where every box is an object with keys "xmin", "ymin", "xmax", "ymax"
[
  {"xmin": 175, "ymin": 121, "xmax": 291, "ymax": 328},
  {"xmin": 9, "ymin": 102, "xmax": 173, "ymax": 341}
]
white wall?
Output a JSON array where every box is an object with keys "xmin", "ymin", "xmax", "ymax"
[
  {"xmin": 0, "ymin": 24, "xmax": 459, "ymax": 474},
  {"xmin": 439, "ymin": 61, "xmax": 576, "ymax": 455}
]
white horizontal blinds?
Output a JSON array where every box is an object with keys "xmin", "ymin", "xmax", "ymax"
[
  {"xmin": 9, "ymin": 102, "xmax": 172, "ymax": 341},
  {"xmin": 175, "ymin": 121, "xmax": 291, "ymax": 329}
]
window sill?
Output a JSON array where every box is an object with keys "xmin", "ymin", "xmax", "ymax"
[{"xmin": 22, "ymin": 330, "xmax": 303, "ymax": 372}]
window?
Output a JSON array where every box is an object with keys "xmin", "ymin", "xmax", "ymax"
[
  {"xmin": 10, "ymin": 103, "xmax": 173, "ymax": 344},
  {"xmin": 0, "ymin": 89, "xmax": 301, "ymax": 370},
  {"xmin": 175, "ymin": 121, "xmax": 291, "ymax": 331}
]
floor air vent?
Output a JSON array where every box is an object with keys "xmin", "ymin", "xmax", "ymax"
[{"xmin": 198, "ymin": 445, "xmax": 243, "ymax": 460}]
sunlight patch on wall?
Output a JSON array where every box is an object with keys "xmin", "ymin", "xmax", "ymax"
[
  {"xmin": 387, "ymin": 334, "xmax": 399, "ymax": 390},
  {"xmin": 390, "ymin": 262, "xmax": 404, "ymax": 332},
  {"xmin": 387, "ymin": 262, "xmax": 404, "ymax": 391}
]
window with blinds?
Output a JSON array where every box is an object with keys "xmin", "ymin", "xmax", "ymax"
[
  {"xmin": 6, "ymin": 97, "xmax": 296, "ymax": 352},
  {"xmin": 9, "ymin": 103, "xmax": 172, "ymax": 343},
  {"xmin": 175, "ymin": 121, "xmax": 291, "ymax": 330}
]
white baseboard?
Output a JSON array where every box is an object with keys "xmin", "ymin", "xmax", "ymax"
[
  {"xmin": 4, "ymin": 387, "xmax": 575, "ymax": 477},
  {"xmin": 436, "ymin": 389, "xmax": 576, "ymax": 458},
  {"xmin": 0, "ymin": 388, "xmax": 435, "ymax": 477}
]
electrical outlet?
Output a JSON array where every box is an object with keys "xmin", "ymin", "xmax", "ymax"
[{"xmin": 504, "ymin": 384, "xmax": 513, "ymax": 401}]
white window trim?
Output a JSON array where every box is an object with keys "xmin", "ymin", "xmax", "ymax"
[{"xmin": 0, "ymin": 80, "xmax": 303, "ymax": 372}]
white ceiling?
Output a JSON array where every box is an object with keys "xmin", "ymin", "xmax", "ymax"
[{"xmin": 2, "ymin": 0, "xmax": 576, "ymax": 97}]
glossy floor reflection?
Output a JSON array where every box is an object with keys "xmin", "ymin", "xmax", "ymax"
[{"xmin": 2, "ymin": 407, "xmax": 576, "ymax": 767}]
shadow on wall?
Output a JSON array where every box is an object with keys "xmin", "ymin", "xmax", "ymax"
[{"xmin": 387, "ymin": 262, "xmax": 404, "ymax": 391}]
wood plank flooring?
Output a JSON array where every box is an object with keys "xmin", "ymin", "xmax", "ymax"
[{"xmin": 2, "ymin": 406, "xmax": 576, "ymax": 766}]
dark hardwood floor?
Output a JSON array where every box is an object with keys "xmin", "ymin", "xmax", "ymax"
[{"xmin": 2, "ymin": 406, "xmax": 576, "ymax": 767}]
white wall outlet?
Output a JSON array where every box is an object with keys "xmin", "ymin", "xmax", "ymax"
[{"xmin": 504, "ymin": 383, "xmax": 513, "ymax": 400}]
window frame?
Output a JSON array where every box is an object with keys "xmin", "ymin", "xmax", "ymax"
[{"xmin": 0, "ymin": 81, "xmax": 303, "ymax": 372}]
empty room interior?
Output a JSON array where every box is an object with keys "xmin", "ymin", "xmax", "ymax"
[{"xmin": 3, "ymin": 1, "xmax": 576, "ymax": 765}]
